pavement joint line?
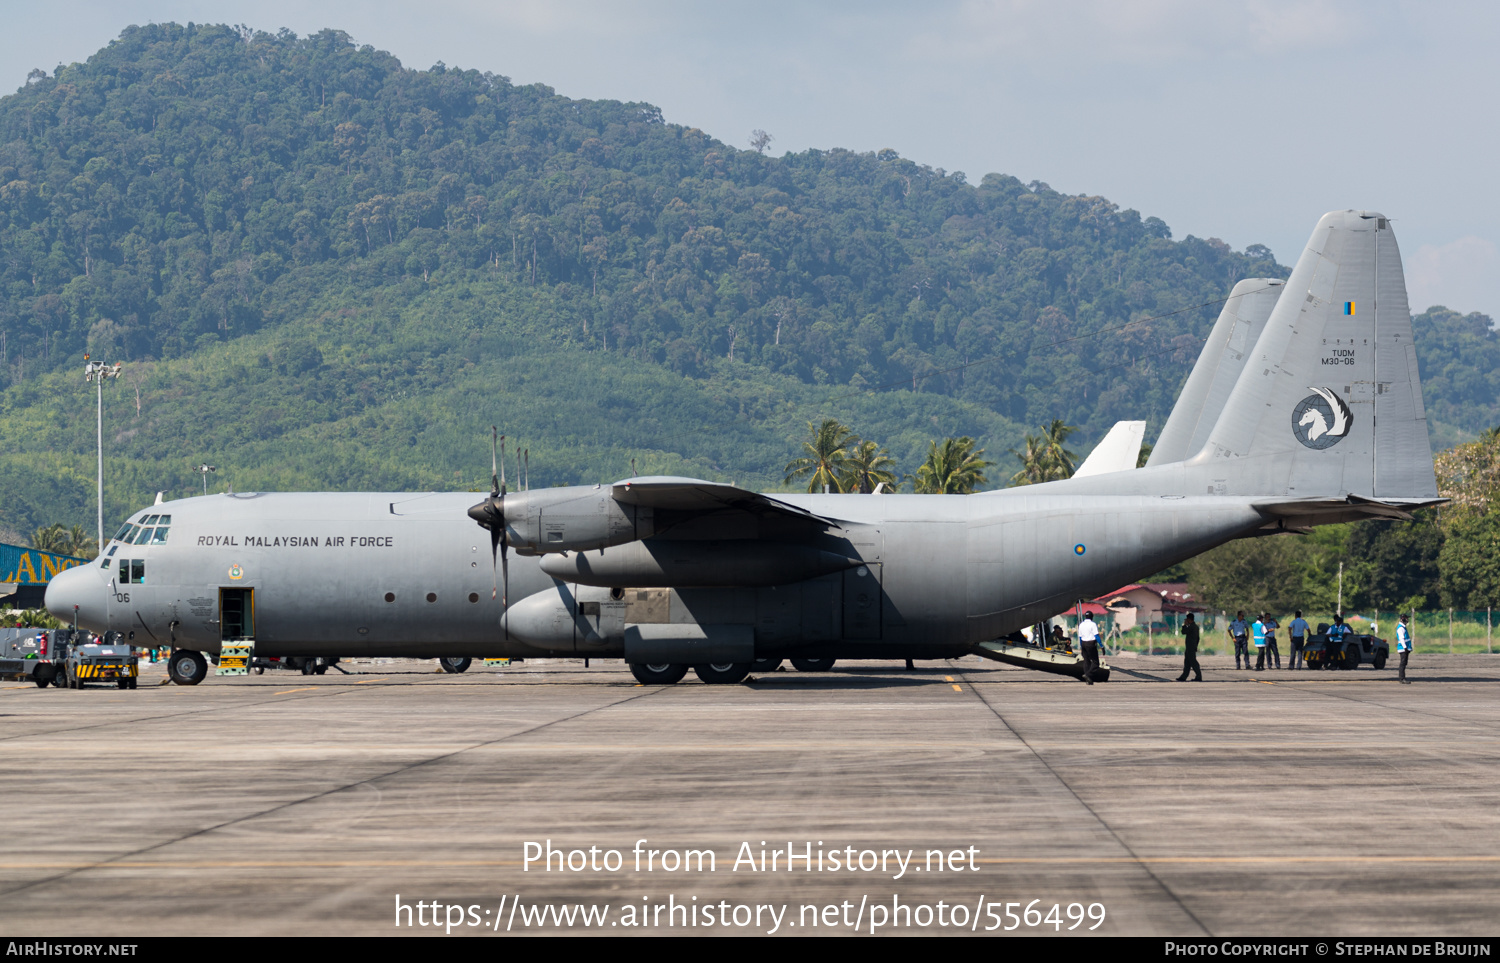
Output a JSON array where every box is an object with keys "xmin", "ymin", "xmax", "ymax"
[
  {"xmin": 0, "ymin": 683, "xmax": 669, "ymax": 902},
  {"xmin": 951, "ymin": 659, "xmax": 1214, "ymax": 938}
]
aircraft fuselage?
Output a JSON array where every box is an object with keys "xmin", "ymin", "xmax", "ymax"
[{"xmin": 49, "ymin": 487, "xmax": 1265, "ymax": 660}]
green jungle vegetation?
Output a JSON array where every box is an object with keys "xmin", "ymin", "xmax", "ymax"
[{"xmin": 1, "ymin": 21, "xmax": 1497, "ymax": 573}]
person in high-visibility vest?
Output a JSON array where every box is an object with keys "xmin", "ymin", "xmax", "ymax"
[{"xmin": 1396, "ymin": 613, "xmax": 1413, "ymax": 684}]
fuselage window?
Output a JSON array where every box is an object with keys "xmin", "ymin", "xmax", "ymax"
[
  {"xmin": 118, "ymin": 558, "xmax": 128, "ymax": 581},
  {"xmin": 130, "ymin": 560, "xmax": 145, "ymax": 584}
]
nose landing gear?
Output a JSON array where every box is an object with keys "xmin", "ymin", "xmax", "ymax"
[{"xmin": 168, "ymin": 649, "xmax": 208, "ymax": 686}]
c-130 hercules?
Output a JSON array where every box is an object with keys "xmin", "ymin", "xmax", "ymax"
[{"xmin": 47, "ymin": 211, "xmax": 1442, "ymax": 685}]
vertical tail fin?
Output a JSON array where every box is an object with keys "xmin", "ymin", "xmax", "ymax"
[
  {"xmin": 1148, "ymin": 278, "xmax": 1284, "ymax": 465},
  {"xmin": 1191, "ymin": 210, "xmax": 1436, "ymax": 499}
]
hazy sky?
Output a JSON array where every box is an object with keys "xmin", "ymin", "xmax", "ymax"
[{"xmin": 4, "ymin": 1, "xmax": 1497, "ymax": 318}]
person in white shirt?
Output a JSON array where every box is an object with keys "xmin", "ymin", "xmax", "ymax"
[{"xmin": 1077, "ymin": 613, "xmax": 1101, "ymax": 685}]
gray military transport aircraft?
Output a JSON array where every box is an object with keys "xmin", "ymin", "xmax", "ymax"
[{"xmin": 46, "ymin": 211, "xmax": 1442, "ymax": 686}]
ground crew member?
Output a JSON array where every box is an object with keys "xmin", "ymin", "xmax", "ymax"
[
  {"xmin": 1288, "ymin": 610, "xmax": 1309, "ymax": 669},
  {"xmin": 1176, "ymin": 613, "xmax": 1202, "ymax": 682},
  {"xmin": 1396, "ymin": 613, "xmax": 1413, "ymax": 684},
  {"xmin": 1251, "ymin": 615, "xmax": 1266, "ymax": 669},
  {"xmin": 1326, "ymin": 613, "xmax": 1354, "ymax": 667},
  {"xmin": 1228, "ymin": 611, "xmax": 1251, "ymax": 670},
  {"xmin": 1077, "ymin": 611, "xmax": 1101, "ymax": 685},
  {"xmin": 1258, "ymin": 612, "xmax": 1281, "ymax": 669}
]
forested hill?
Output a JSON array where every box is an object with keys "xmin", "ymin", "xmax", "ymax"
[{"xmin": 0, "ymin": 23, "xmax": 1491, "ymax": 538}]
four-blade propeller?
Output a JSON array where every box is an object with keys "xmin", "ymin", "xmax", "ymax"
[{"xmin": 466, "ymin": 428, "xmax": 509, "ymax": 637}]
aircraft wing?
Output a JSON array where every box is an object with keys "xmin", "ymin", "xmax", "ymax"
[{"xmin": 611, "ymin": 476, "xmax": 840, "ymax": 528}]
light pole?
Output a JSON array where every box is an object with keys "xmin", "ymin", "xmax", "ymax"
[
  {"xmin": 195, "ymin": 464, "xmax": 217, "ymax": 495},
  {"xmin": 83, "ymin": 356, "xmax": 122, "ymax": 550}
]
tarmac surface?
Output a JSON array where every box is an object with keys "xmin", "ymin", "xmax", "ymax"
[{"xmin": 2, "ymin": 651, "xmax": 1498, "ymax": 937}]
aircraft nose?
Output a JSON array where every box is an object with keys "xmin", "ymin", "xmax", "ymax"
[{"xmin": 45, "ymin": 562, "xmax": 109, "ymax": 631}]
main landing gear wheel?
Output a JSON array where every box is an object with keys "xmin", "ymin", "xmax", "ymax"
[
  {"xmin": 753, "ymin": 657, "xmax": 783, "ymax": 672},
  {"xmin": 168, "ymin": 649, "xmax": 208, "ymax": 686},
  {"xmin": 630, "ymin": 663, "xmax": 688, "ymax": 685},
  {"xmin": 694, "ymin": 662, "xmax": 751, "ymax": 685},
  {"xmin": 439, "ymin": 657, "xmax": 472, "ymax": 674},
  {"xmin": 790, "ymin": 657, "xmax": 836, "ymax": 672}
]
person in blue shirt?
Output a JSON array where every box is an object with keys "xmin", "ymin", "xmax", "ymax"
[
  {"xmin": 1259, "ymin": 613, "xmax": 1281, "ymax": 669},
  {"xmin": 1228, "ymin": 611, "xmax": 1251, "ymax": 670},
  {"xmin": 1288, "ymin": 611, "xmax": 1310, "ymax": 669},
  {"xmin": 1396, "ymin": 613, "xmax": 1413, "ymax": 684}
]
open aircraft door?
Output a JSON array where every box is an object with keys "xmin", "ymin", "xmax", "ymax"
[
  {"xmin": 219, "ymin": 588, "xmax": 255, "ymax": 642},
  {"xmin": 216, "ymin": 587, "xmax": 255, "ymax": 676}
]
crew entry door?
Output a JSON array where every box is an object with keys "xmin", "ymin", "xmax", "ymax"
[{"xmin": 220, "ymin": 588, "xmax": 255, "ymax": 641}]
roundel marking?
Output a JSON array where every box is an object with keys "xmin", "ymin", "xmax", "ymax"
[
  {"xmin": 1292, "ymin": 387, "xmax": 1352, "ymax": 450},
  {"xmin": 1073, "ymin": 544, "xmax": 1086, "ymax": 556}
]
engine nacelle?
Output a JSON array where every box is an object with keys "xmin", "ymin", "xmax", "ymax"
[
  {"xmin": 500, "ymin": 487, "xmax": 656, "ymax": 555},
  {"xmin": 501, "ymin": 583, "xmax": 624, "ymax": 649}
]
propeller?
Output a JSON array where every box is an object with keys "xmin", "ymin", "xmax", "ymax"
[{"xmin": 466, "ymin": 428, "xmax": 510, "ymax": 637}]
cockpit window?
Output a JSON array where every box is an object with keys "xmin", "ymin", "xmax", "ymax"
[
  {"xmin": 131, "ymin": 526, "xmax": 152, "ymax": 545},
  {"xmin": 112, "ymin": 522, "xmax": 132, "ymax": 542},
  {"xmin": 149, "ymin": 527, "xmax": 170, "ymax": 544}
]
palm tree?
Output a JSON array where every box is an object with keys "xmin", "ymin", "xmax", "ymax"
[
  {"xmin": 1041, "ymin": 419, "xmax": 1078, "ymax": 477},
  {"xmin": 784, "ymin": 419, "xmax": 858, "ymax": 493},
  {"xmin": 1008, "ymin": 433, "xmax": 1053, "ymax": 487},
  {"xmin": 914, "ymin": 437, "xmax": 992, "ymax": 494},
  {"xmin": 67, "ymin": 525, "xmax": 98, "ymax": 559},
  {"xmin": 1009, "ymin": 420, "xmax": 1079, "ymax": 486},
  {"xmin": 31, "ymin": 524, "xmax": 70, "ymax": 554},
  {"xmin": 840, "ymin": 440, "xmax": 900, "ymax": 493}
]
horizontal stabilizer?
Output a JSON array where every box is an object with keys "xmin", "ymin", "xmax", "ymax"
[
  {"xmin": 1256, "ymin": 494, "xmax": 1448, "ymax": 525},
  {"xmin": 1074, "ymin": 421, "xmax": 1146, "ymax": 477}
]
